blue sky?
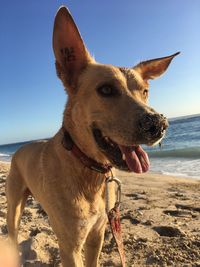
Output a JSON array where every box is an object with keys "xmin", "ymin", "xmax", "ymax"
[{"xmin": 0, "ymin": 1, "xmax": 200, "ymax": 145}]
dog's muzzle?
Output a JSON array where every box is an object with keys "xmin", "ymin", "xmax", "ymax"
[{"xmin": 139, "ymin": 113, "xmax": 168, "ymax": 143}]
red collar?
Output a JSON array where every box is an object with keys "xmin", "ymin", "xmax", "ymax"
[{"xmin": 62, "ymin": 127, "xmax": 112, "ymax": 174}]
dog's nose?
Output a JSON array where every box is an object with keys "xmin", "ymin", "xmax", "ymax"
[{"xmin": 139, "ymin": 113, "xmax": 168, "ymax": 139}]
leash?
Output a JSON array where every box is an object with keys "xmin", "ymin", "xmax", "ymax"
[
  {"xmin": 61, "ymin": 127, "xmax": 126, "ymax": 266},
  {"xmin": 106, "ymin": 173, "xmax": 126, "ymax": 267}
]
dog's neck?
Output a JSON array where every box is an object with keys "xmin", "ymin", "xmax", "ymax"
[
  {"xmin": 62, "ymin": 127, "xmax": 112, "ymax": 174},
  {"xmin": 62, "ymin": 103, "xmax": 111, "ymax": 166},
  {"xmin": 51, "ymin": 128, "xmax": 107, "ymax": 200}
]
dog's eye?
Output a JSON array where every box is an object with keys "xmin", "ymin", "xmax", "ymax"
[
  {"xmin": 97, "ymin": 85, "xmax": 119, "ymax": 97},
  {"xmin": 143, "ymin": 89, "xmax": 149, "ymax": 97}
]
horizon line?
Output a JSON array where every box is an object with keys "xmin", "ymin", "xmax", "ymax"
[{"xmin": 0, "ymin": 112, "xmax": 200, "ymax": 146}]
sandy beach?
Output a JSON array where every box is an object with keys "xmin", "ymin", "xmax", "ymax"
[{"xmin": 0, "ymin": 161, "xmax": 200, "ymax": 266}]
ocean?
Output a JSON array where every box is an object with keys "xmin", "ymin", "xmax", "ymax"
[{"xmin": 0, "ymin": 114, "xmax": 200, "ymax": 179}]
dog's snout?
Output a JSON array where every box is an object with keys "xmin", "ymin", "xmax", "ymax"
[{"xmin": 139, "ymin": 113, "xmax": 168, "ymax": 139}]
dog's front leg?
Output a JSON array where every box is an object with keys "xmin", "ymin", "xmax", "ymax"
[
  {"xmin": 50, "ymin": 217, "xmax": 86, "ymax": 267},
  {"xmin": 59, "ymin": 241, "xmax": 84, "ymax": 267},
  {"xmin": 84, "ymin": 217, "xmax": 107, "ymax": 267}
]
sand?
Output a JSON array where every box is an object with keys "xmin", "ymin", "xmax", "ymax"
[{"xmin": 0, "ymin": 161, "xmax": 200, "ymax": 266}]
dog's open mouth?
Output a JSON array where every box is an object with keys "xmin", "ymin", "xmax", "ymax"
[{"xmin": 92, "ymin": 128, "xmax": 150, "ymax": 173}]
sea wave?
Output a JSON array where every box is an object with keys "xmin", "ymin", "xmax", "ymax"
[
  {"xmin": 161, "ymin": 171, "xmax": 190, "ymax": 177},
  {"xmin": 0, "ymin": 153, "xmax": 10, "ymax": 157},
  {"xmin": 150, "ymin": 158, "xmax": 200, "ymax": 179},
  {"xmin": 0, "ymin": 153, "xmax": 12, "ymax": 162},
  {"xmin": 148, "ymin": 147, "xmax": 200, "ymax": 159}
]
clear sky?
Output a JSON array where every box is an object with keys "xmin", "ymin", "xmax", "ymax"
[{"xmin": 0, "ymin": 1, "xmax": 200, "ymax": 145}]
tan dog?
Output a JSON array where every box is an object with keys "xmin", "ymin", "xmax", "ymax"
[
  {"xmin": 0, "ymin": 237, "xmax": 20, "ymax": 267},
  {"xmin": 6, "ymin": 6, "xmax": 179, "ymax": 267}
]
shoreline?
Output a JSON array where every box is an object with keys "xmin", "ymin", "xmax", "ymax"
[
  {"xmin": 149, "ymin": 170, "xmax": 200, "ymax": 181},
  {"xmin": 1, "ymin": 160, "xmax": 199, "ymax": 181},
  {"xmin": 0, "ymin": 162, "xmax": 200, "ymax": 266},
  {"xmin": 0, "ymin": 160, "xmax": 10, "ymax": 165}
]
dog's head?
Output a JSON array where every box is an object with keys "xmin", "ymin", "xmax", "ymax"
[{"xmin": 53, "ymin": 7, "xmax": 179, "ymax": 173}]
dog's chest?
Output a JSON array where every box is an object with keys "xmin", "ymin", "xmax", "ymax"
[
  {"xmin": 75, "ymin": 196, "xmax": 107, "ymax": 233},
  {"xmin": 77, "ymin": 210, "xmax": 107, "ymax": 233},
  {"xmin": 78, "ymin": 212, "xmax": 107, "ymax": 228}
]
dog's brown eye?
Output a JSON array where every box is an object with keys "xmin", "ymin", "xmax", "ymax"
[
  {"xmin": 143, "ymin": 89, "xmax": 149, "ymax": 97},
  {"xmin": 97, "ymin": 85, "xmax": 119, "ymax": 97}
]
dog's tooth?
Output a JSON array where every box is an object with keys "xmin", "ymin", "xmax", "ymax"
[{"xmin": 122, "ymin": 154, "xmax": 126, "ymax": 160}]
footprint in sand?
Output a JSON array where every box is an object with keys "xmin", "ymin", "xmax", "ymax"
[
  {"xmin": 125, "ymin": 192, "xmax": 147, "ymax": 200},
  {"xmin": 163, "ymin": 209, "xmax": 193, "ymax": 218},
  {"xmin": 163, "ymin": 203, "xmax": 200, "ymax": 218},
  {"xmin": 167, "ymin": 187, "xmax": 190, "ymax": 200},
  {"xmin": 121, "ymin": 210, "xmax": 141, "ymax": 224},
  {"xmin": 153, "ymin": 225, "xmax": 185, "ymax": 237},
  {"xmin": 175, "ymin": 204, "xmax": 200, "ymax": 212}
]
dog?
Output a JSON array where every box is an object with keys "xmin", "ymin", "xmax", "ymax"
[
  {"xmin": 6, "ymin": 6, "xmax": 179, "ymax": 267},
  {"xmin": 0, "ymin": 237, "xmax": 19, "ymax": 267}
]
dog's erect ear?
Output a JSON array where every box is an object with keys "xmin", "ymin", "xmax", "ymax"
[
  {"xmin": 53, "ymin": 6, "xmax": 93, "ymax": 90},
  {"xmin": 134, "ymin": 52, "xmax": 180, "ymax": 80}
]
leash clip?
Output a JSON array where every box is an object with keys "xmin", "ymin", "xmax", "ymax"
[{"xmin": 105, "ymin": 174, "xmax": 122, "ymax": 213}]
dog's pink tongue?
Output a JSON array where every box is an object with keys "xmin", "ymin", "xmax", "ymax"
[{"xmin": 119, "ymin": 145, "xmax": 150, "ymax": 173}]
